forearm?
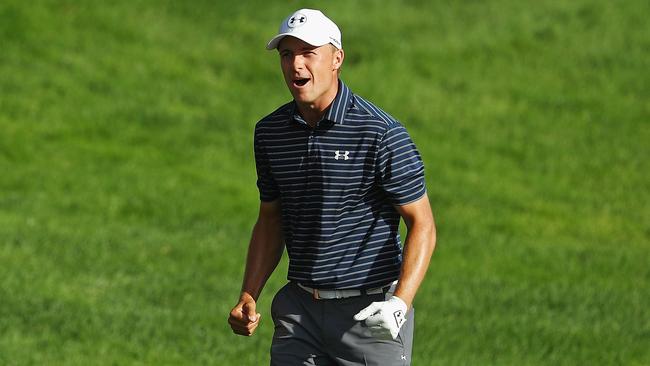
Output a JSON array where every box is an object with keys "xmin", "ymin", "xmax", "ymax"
[
  {"xmin": 240, "ymin": 207, "xmax": 285, "ymax": 300},
  {"xmin": 394, "ymin": 199, "xmax": 436, "ymax": 308},
  {"xmin": 394, "ymin": 222, "xmax": 436, "ymax": 308}
]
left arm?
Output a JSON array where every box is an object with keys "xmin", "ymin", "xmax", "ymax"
[
  {"xmin": 393, "ymin": 194, "xmax": 437, "ymax": 309},
  {"xmin": 354, "ymin": 125, "xmax": 435, "ymax": 338},
  {"xmin": 353, "ymin": 193, "xmax": 436, "ymax": 339}
]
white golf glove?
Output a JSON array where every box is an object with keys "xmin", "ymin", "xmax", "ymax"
[{"xmin": 353, "ymin": 296, "xmax": 408, "ymax": 340}]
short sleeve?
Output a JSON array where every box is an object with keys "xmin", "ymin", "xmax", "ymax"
[
  {"xmin": 376, "ymin": 125, "xmax": 427, "ymax": 205},
  {"xmin": 254, "ymin": 128, "xmax": 280, "ymax": 202}
]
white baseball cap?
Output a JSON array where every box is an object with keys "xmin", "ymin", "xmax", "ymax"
[{"xmin": 266, "ymin": 9, "xmax": 342, "ymax": 50}]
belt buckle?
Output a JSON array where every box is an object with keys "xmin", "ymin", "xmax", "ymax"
[{"xmin": 312, "ymin": 288, "xmax": 320, "ymax": 300}]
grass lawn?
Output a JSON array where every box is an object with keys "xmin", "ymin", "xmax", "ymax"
[{"xmin": 1, "ymin": 0, "xmax": 648, "ymax": 364}]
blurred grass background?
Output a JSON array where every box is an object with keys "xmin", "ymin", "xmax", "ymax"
[{"xmin": 1, "ymin": 0, "xmax": 648, "ymax": 365}]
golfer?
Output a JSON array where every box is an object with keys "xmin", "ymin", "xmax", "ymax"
[{"xmin": 228, "ymin": 8, "xmax": 436, "ymax": 365}]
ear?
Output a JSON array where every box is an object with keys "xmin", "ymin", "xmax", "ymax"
[{"xmin": 333, "ymin": 48, "xmax": 344, "ymax": 71}]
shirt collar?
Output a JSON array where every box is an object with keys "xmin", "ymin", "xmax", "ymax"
[{"xmin": 291, "ymin": 79, "xmax": 352, "ymax": 126}]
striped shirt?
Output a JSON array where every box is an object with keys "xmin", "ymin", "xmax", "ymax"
[{"xmin": 254, "ymin": 80, "xmax": 426, "ymax": 289}]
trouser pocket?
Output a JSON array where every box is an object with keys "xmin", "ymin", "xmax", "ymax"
[{"xmin": 270, "ymin": 283, "xmax": 289, "ymax": 322}]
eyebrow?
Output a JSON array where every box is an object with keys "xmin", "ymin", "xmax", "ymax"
[{"xmin": 279, "ymin": 46, "xmax": 318, "ymax": 54}]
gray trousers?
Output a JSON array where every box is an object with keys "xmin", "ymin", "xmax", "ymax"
[{"xmin": 270, "ymin": 282, "xmax": 414, "ymax": 366}]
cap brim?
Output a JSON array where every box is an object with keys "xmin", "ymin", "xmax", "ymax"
[
  {"xmin": 265, "ymin": 33, "xmax": 331, "ymax": 50},
  {"xmin": 266, "ymin": 33, "xmax": 290, "ymax": 50}
]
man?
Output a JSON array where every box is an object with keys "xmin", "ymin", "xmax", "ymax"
[{"xmin": 228, "ymin": 8, "xmax": 436, "ymax": 365}]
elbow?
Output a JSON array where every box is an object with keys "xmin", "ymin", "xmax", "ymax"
[
  {"xmin": 409, "ymin": 216, "xmax": 436, "ymax": 253},
  {"xmin": 427, "ymin": 220, "xmax": 437, "ymax": 252},
  {"xmin": 419, "ymin": 214, "xmax": 436, "ymax": 253}
]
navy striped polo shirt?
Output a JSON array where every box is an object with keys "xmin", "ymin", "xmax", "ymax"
[{"xmin": 254, "ymin": 80, "xmax": 426, "ymax": 289}]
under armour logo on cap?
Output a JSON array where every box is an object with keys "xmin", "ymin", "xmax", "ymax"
[{"xmin": 288, "ymin": 13, "xmax": 307, "ymax": 28}]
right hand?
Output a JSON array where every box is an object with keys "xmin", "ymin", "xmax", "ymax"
[{"xmin": 228, "ymin": 293, "xmax": 262, "ymax": 336}]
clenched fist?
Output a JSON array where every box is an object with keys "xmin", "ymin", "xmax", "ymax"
[{"xmin": 228, "ymin": 293, "xmax": 262, "ymax": 336}]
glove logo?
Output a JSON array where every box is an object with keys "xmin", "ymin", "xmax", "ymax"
[{"xmin": 393, "ymin": 310, "xmax": 405, "ymax": 328}]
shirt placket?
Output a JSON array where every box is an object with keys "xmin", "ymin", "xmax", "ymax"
[{"xmin": 306, "ymin": 127, "xmax": 317, "ymax": 187}]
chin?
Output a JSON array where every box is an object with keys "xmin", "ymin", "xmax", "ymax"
[{"xmin": 292, "ymin": 93, "xmax": 313, "ymax": 104}]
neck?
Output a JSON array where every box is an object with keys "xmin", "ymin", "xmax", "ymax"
[
  {"xmin": 296, "ymin": 104, "xmax": 326, "ymax": 127},
  {"xmin": 296, "ymin": 79, "xmax": 339, "ymax": 127}
]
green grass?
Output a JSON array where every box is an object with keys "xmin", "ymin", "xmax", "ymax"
[{"xmin": 1, "ymin": 0, "xmax": 648, "ymax": 364}]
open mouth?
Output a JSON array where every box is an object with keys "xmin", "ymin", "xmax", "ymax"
[{"xmin": 293, "ymin": 78, "xmax": 310, "ymax": 87}]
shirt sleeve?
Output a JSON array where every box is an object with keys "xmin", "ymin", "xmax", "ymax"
[
  {"xmin": 376, "ymin": 125, "xmax": 427, "ymax": 205},
  {"xmin": 254, "ymin": 128, "xmax": 280, "ymax": 202}
]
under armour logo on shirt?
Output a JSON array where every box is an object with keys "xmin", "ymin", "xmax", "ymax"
[
  {"xmin": 334, "ymin": 150, "xmax": 350, "ymax": 160},
  {"xmin": 288, "ymin": 14, "xmax": 307, "ymax": 28}
]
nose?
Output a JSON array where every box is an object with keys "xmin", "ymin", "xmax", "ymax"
[{"xmin": 291, "ymin": 55, "xmax": 305, "ymax": 70}]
